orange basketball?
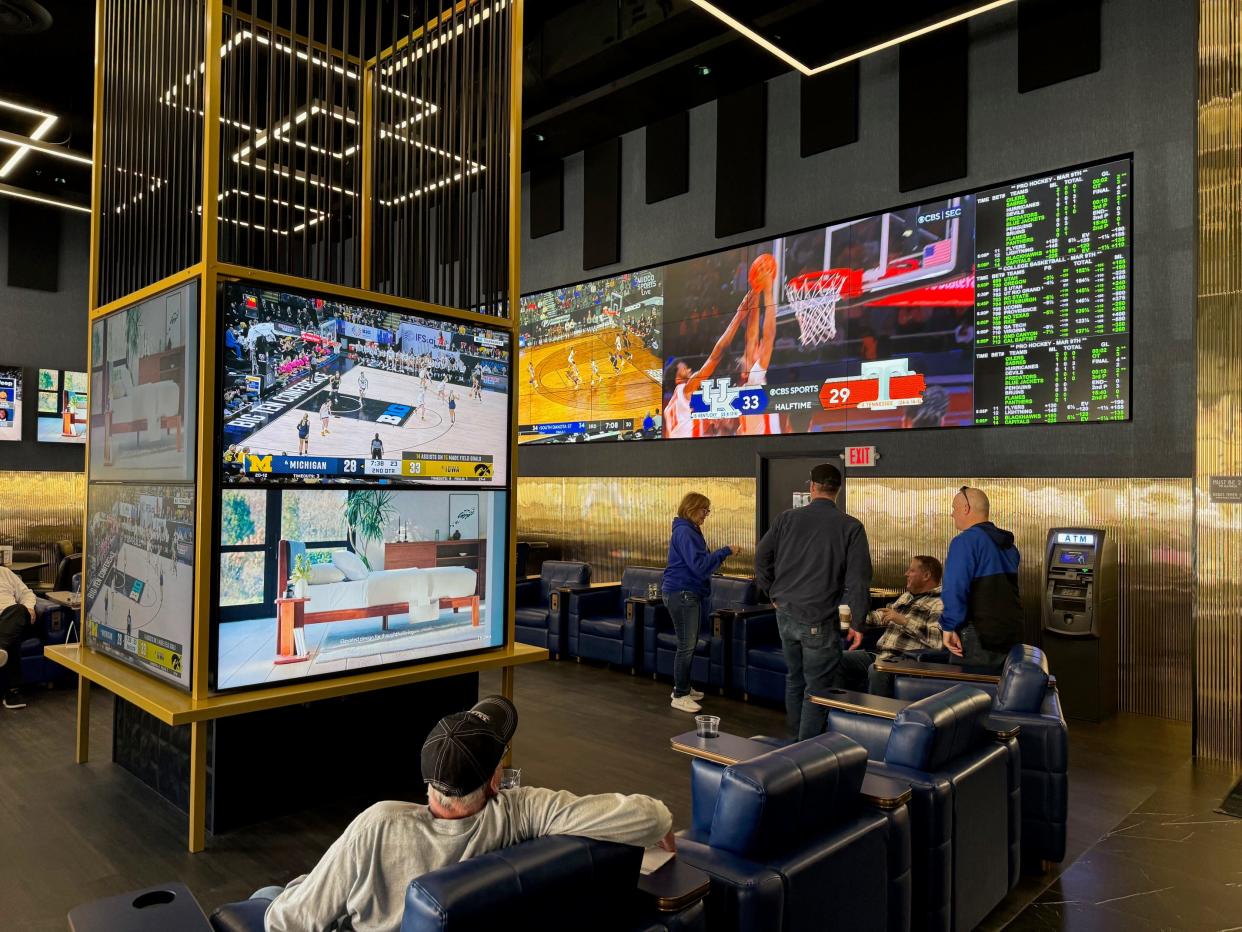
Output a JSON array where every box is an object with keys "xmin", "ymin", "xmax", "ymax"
[{"xmin": 749, "ymin": 252, "xmax": 777, "ymax": 289}]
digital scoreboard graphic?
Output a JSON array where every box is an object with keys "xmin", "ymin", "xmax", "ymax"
[
  {"xmin": 221, "ymin": 282, "xmax": 510, "ymax": 486},
  {"xmin": 518, "ymin": 157, "xmax": 1131, "ymax": 442}
]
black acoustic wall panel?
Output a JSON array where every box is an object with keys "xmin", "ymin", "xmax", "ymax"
[
  {"xmin": 899, "ymin": 23, "xmax": 968, "ymax": 192},
  {"xmin": 583, "ymin": 137, "xmax": 622, "ymax": 270},
  {"xmin": 646, "ymin": 110, "xmax": 690, "ymax": 204},
  {"xmin": 529, "ymin": 160, "xmax": 565, "ymax": 239},
  {"xmin": 1019, "ymin": 0, "xmax": 1102, "ymax": 93},
  {"xmin": 715, "ymin": 83, "xmax": 768, "ymax": 238},
  {"xmin": 800, "ymin": 62, "xmax": 860, "ymax": 157},
  {"xmin": 6, "ymin": 201, "xmax": 60, "ymax": 292}
]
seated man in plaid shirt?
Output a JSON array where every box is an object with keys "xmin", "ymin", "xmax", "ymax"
[{"xmin": 839, "ymin": 555, "xmax": 944, "ymax": 697}]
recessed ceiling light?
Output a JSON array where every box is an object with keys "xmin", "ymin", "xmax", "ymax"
[{"xmin": 688, "ymin": 0, "xmax": 1017, "ymax": 76}]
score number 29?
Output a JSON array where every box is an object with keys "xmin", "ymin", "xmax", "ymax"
[{"xmin": 824, "ymin": 386, "xmax": 851, "ymax": 408}]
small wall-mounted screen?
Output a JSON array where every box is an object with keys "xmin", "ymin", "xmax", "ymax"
[{"xmin": 37, "ymin": 368, "xmax": 88, "ymax": 444}]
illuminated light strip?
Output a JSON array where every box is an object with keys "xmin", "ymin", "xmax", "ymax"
[
  {"xmin": 196, "ymin": 203, "xmax": 328, "ymax": 237},
  {"xmin": 234, "ymin": 103, "xmax": 359, "ymax": 162},
  {"xmin": 232, "ymin": 158, "xmax": 357, "ymax": 198},
  {"xmin": 687, "ymin": 0, "xmax": 1017, "ymax": 76},
  {"xmin": 377, "ymin": 126, "xmax": 484, "ymax": 172},
  {"xmin": 0, "ymin": 127, "xmax": 91, "ymax": 167},
  {"xmin": 377, "ymin": 164, "xmax": 485, "ymax": 207},
  {"xmin": 0, "ymin": 113, "xmax": 56, "ymax": 179},
  {"xmin": 383, "ymin": 1, "xmax": 506, "ymax": 76},
  {"xmin": 0, "ymin": 181, "xmax": 90, "ymax": 213},
  {"xmin": 218, "ymin": 188, "xmax": 328, "ymax": 219}
]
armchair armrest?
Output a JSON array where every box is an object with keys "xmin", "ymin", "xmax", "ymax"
[
  {"xmin": 872, "ymin": 657, "xmax": 1003, "ymax": 685},
  {"xmin": 861, "ymin": 773, "xmax": 913, "ymax": 810},
  {"xmin": 809, "ymin": 688, "xmax": 911, "ymax": 720},
  {"xmin": 637, "ymin": 858, "xmax": 711, "ymax": 913},
  {"xmin": 567, "ymin": 584, "xmax": 622, "ymax": 616},
  {"xmin": 514, "ymin": 576, "xmax": 541, "ymax": 608},
  {"xmin": 625, "ymin": 596, "xmax": 662, "ymax": 624}
]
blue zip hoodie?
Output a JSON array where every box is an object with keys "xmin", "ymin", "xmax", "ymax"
[
  {"xmin": 941, "ymin": 521, "xmax": 1024, "ymax": 652},
  {"xmin": 662, "ymin": 517, "xmax": 732, "ymax": 597}
]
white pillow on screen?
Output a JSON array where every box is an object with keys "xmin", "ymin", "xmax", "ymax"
[
  {"xmin": 332, "ymin": 550, "xmax": 370, "ymax": 581},
  {"xmin": 309, "ymin": 564, "xmax": 346, "ymax": 586}
]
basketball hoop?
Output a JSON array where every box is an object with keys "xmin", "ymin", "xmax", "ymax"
[{"xmin": 784, "ymin": 269, "xmax": 861, "ymax": 347}]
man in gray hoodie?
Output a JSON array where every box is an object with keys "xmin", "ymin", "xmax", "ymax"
[{"xmin": 261, "ymin": 695, "xmax": 675, "ymax": 932}]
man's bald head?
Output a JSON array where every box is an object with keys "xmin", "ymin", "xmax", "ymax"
[{"xmin": 952, "ymin": 485, "xmax": 990, "ymax": 530}]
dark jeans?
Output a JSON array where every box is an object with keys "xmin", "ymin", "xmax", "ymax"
[
  {"xmin": 960, "ymin": 624, "xmax": 1010, "ymax": 670},
  {"xmin": 840, "ymin": 649, "xmax": 898, "ymax": 697},
  {"xmin": 776, "ymin": 608, "xmax": 842, "ymax": 740},
  {"xmin": 0, "ymin": 603, "xmax": 31, "ymax": 692},
  {"xmin": 662, "ymin": 590, "xmax": 701, "ymax": 698}
]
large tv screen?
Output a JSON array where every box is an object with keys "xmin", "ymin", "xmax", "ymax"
[
  {"xmin": 220, "ymin": 282, "xmax": 510, "ymax": 486},
  {"xmin": 0, "ymin": 365, "xmax": 22, "ymax": 441},
  {"xmin": 84, "ymin": 482, "xmax": 195, "ymax": 690},
  {"xmin": 89, "ymin": 279, "xmax": 198, "ymax": 480},
  {"xmin": 212, "ymin": 487, "xmax": 507, "ymax": 691},
  {"xmin": 519, "ymin": 158, "xmax": 1130, "ymax": 442},
  {"xmin": 37, "ymin": 368, "xmax": 88, "ymax": 443}
]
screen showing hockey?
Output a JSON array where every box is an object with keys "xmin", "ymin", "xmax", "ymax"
[{"xmin": 221, "ymin": 283, "xmax": 511, "ymax": 486}]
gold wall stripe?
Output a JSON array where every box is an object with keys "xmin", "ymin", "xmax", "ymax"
[
  {"xmin": 1197, "ymin": 0, "xmax": 1242, "ymax": 761},
  {"xmin": 518, "ymin": 475, "xmax": 1193, "ymax": 722},
  {"xmin": 0, "ymin": 471, "xmax": 86, "ymax": 586}
]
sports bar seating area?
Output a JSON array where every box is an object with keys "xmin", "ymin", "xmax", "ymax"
[{"xmin": 1, "ymin": 1, "xmax": 1240, "ymax": 930}]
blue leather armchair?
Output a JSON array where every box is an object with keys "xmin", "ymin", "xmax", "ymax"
[
  {"xmin": 641, "ymin": 575, "xmax": 759, "ymax": 691},
  {"xmin": 514, "ymin": 560, "xmax": 590, "ymax": 659},
  {"xmin": 209, "ymin": 837, "xmax": 705, "ymax": 932},
  {"xmin": 566, "ymin": 566, "xmax": 662, "ymax": 669},
  {"xmin": 25, "ymin": 570, "xmax": 80, "ymax": 687},
  {"xmin": 820, "ymin": 684, "xmax": 1020, "ymax": 932},
  {"xmin": 730, "ymin": 607, "xmax": 784, "ymax": 703},
  {"xmin": 676, "ymin": 732, "xmax": 896, "ymax": 932},
  {"xmin": 878, "ymin": 643, "xmax": 1069, "ymax": 866}
]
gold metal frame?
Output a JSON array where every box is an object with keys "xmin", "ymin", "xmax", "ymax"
[{"xmin": 65, "ymin": 0, "xmax": 535, "ymax": 851}]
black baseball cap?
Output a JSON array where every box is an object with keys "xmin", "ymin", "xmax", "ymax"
[
  {"xmin": 421, "ymin": 695, "xmax": 519, "ymax": 797},
  {"xmin": 810, "ymin": 463, "xmax": 842, "ymax": 487}
]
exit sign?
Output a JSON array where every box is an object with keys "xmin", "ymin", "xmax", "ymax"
[{"xmin": 846, "ymin": 446, "xmax": 877, "ymax": 467}]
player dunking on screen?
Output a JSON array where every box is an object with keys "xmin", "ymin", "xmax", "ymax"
[{"xmin": 737, "ymin": 253, "xmax": 784, "ymax": 436}]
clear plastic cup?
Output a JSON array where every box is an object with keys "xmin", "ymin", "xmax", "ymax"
[
  {"xmin": 695, "ymin": 715, "xmax": 721, "ymax": 738},
  {"xmin": 500, "ymin": 768, "xmax": 521, "ymax": 790}
]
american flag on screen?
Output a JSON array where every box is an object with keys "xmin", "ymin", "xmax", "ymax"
[{"xmin": 922, "ymin": 239, "xmax": 953, "ymax": 266}]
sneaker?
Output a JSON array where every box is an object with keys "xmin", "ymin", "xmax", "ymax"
[
  {"xmin": 670, "ymin": 695, "xmax": 702, "ymax": 713},
  {"xmin": 670, "ymin": 688, "xmax": 705, "ymax": 702},
  {"xmin": 3, "ymin": 690, "xmax": 26, "ymax": 710}
]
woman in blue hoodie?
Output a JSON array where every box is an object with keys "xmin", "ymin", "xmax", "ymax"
[{"xmin": 663, "ymin": 492, "xmax": 735, "ymax": 712}]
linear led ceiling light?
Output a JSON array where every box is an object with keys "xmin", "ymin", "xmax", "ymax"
[
  {"xmin": 0, "ymin": 98, "xmax": 58, "ymax": 178},
  {"xmin": 0, "ymin": 181, "xmax": 89, "ymax": 213},
  {"xmin": 687, "ymin": 0, "xmax": 1017, "ymax": 76}
]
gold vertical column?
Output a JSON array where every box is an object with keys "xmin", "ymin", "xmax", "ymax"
[{"xmin": 1196, "ymin": 0, "xmax": 1242, "ymax": 762}]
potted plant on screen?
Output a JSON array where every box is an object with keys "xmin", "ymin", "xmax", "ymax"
[
  {"xmin": 290, "ymin": 553, "xmax": 313, "ymax": 599},
  {"xmin": 345, "ymin": 490, "xmax": 397, "ymax": 570}
]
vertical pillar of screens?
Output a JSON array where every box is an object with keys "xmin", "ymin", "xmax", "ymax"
[
  {"xmin": 216, "ymin": 1, "xmax": 364, "ymax": 287},
  {"xmin": 96, "ymin": 0, "xmax": 205, "ymax": 307},
  {"xmin": 1019, "ymin": 0, "xmax": 1102, "ymax": 93},
  {"xmin": 371, "ymin": 0, "xmax": 514, "ymax": 317},
  {"xmin": 582, "ymin": 137, "xmax": 621, "ymax": 271},
  {"xmin": 646, "ymin": 110, "xmax": 689, "ymax": 204},
  {"xmin": 715, "ymin": 83, "xmax": 767, "ymax": 238},
  {"xmin": 529, "ymin": 160, "xmax": 564, "ymax": 239},
  {"xmin": 899, "ymin": 23, "xmax": 968, "ymax": 192},
  {"xmin": 800, "ymin": 62, "xmax": 860, "ymax": 158}
]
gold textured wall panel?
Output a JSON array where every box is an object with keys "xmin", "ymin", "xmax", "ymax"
[
  {"xmin": 0, "ymin": 471, "xmax": 86, "ymax": 587},
  {"xmin": 518, "ymin": 475, "xmax": 1193, "ymax": 721},
  {"xmin": 1197, "ymin": 0, "xmax": 1242, "ymax": 761}
]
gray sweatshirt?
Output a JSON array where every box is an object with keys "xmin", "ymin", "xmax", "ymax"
[{"xmin": 264, "ymin": 787, "xmax": 673, "ymax": 932}]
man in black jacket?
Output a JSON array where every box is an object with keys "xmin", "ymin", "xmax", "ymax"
[{"xmin": 755, "ymin": 464, "xmax": 873, "ymax": 739}]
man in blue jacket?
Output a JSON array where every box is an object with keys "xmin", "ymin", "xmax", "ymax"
[{"xmin": 940, "ymin": 486, "xmax": 1023, "ymax": 668}]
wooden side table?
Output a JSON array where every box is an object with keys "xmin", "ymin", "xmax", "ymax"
[{"xmin": 274, "ymin": 597, "xmax": 310, "ymax": 664}]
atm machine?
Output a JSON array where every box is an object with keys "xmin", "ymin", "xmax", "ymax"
[{"xmin": 1041, "ymin": 528, "xmax": 1118, "ymax": 721}]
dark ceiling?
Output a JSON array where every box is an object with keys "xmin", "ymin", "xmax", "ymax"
[{"xmin": 0, "ymin": 0, "xmax": 998, "ymax": 196}]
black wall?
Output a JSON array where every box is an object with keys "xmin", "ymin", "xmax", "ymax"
[
  {"xmin": 518, "ymin": 0, "xmax": 1195, "ymax": 479},
  {"xmin": 0, "ymin": 201, "xmax": 90, "ymax": 472}
]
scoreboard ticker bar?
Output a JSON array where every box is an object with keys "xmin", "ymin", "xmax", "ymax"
[{"xmin": 242, "ymin": 452, "xmax": 496, "ymax": 482}]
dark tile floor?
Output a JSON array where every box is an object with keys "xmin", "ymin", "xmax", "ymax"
[{"xmin": 0, "ymin": 659, "xmax": 1235, "ymax": 931}]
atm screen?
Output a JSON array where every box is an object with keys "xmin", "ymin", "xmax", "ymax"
[{"xmin": 1058, "ymin": 550, "xmax": 1089, "ymax": 565}]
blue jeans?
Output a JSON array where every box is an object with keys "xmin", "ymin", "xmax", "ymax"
[
  {"xmin": 776, "ymin": 609, "xmax": 843, "ymax": 740},
  {"xmin": 662, "ymin": 590, "xmax": 701, "ymax": 698},
  {"xmin": 251, "ymin": 885, "xmax": 283, "ymax": 901}
]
